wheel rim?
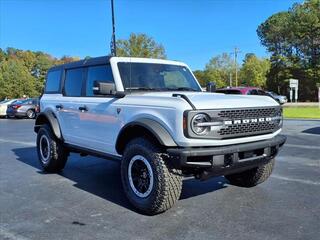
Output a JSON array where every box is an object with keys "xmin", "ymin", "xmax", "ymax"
[
  {"xmin": 39, "ymin": 135, "xmax": 50, "ymax": 163},
  {"xmin": 27, "ymin": 110, "xmax": 35, "ymax": 118},
  {"xmin": 128, "ymin": 155, "xmax": 154, "ymax": 198}
]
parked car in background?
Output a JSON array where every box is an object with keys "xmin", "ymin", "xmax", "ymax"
[
  {"xmin": 216, "ymin": 87, "xmax": 286, "ymax": 104},
  {"xmin": 266, "ymin": 91, "xmax": 287, "ymax": 104},
  {"xmin": 216, "ymin": 87, "xmax": 267, "ymax": 96},
  {"xmin": 0, "ymin": 99, "xmax": 17, "ymax": 118},
  {"xmin": 6, "ymin": 98, "xmax": 39, "ymax": 119}
]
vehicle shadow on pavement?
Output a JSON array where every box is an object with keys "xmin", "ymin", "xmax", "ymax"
[
  {"xmin": 12, "ymin": 146, "xmax": 228, "ymax": 212},
  {"xmin": 302, "ymin": 127, "xmax": 320, "ymax": 135}
]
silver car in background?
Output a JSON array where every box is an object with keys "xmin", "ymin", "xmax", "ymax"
[
  {"xmin": 6, "ymin": 98, "xmax": 39, "ymax": 119},
  {"xmin": 266, "ymin": 91, "xmax": 288, "ymax": 105},
  {"xmin": 0, "ymin": 99, "xmax": 17, "ymax": 118}
]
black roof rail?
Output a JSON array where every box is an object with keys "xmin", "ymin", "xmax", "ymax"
[{"xmin": 49, "ymin": 56, "xmax": 112, "ymax": 71}]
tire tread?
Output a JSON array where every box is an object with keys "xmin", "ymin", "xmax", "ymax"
[
  {"xmin": 225, "ymin": 158, "xmax": 275, "ymax": 187},
  {"xmin": 121, "ymin": 138, "xmax": 182, "ymax": 215}
]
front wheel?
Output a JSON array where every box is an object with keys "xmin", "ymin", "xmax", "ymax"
[
  {"xmin": 121, "ymin": 138, "xmax": 182, "ymax": 215},
  {"xmin": 225, "ymin": 158, "xmax": 275, "ymax": 187},
  {"xmin": 36, "ymin": 125, "xmax": 68, "ymax": 173}
]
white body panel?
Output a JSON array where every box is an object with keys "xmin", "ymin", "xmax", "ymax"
[{"xmin": 40, "ymin": 57, "xmax": 282, "ymax": 157}]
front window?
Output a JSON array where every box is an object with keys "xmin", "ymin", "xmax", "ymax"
[{"xmin": 117, "ymin": 62, "xmax": 201, "ymax": 92}]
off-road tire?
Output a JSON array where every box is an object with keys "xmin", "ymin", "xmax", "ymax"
[
  {"xmin": 36, "ymin": 124, "xmax": 68, "ymax": 173},
  {"xmin": 121, "ymin": 138, "xmax": 182, "ymax": 215},
  {"xmin": 225, "ymin": 158, "xmax": 275, "ymax": 187}
]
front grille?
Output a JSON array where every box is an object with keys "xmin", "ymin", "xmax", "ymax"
[
  {"xmin": 186, "ymin": 106, "xmax": 282, "ymax": 139},
  {"xmin": 217, "ymin": 108, "xmax": 278, "ymax": 119},
  {"xmin": 217, "ymin": 107, "xmax": 282, "ymax": 138},
  {"xmin": 219, "ymin": 121, "xmax": 279, "ymax": 136}
]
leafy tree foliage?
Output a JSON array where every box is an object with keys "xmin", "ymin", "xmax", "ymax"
[
  {"xmin": 257, "ymin": 0, "xmax": 320, "ymax": 100},
  {"xmin": 193, "ymin": 53, "xmax": 234, "ymax": 88},
  {"xmin": 116, "ymin": 33, "xmax": 166, "ymax": 59},
  {"xmin": 194, "ymin": 53, "xmax": 271, "ymax": 90},
  {"xmin": 239, "ymin": 54, "xmax": 270, "ymax": 88},
  {"xmin": 0, "ymin": 48, "xmax": 79, "ymax": 99}
]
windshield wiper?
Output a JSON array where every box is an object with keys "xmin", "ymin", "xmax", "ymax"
[
  {"xmin": 125, "ymin": 87, "xmax": 158, "ymax": 91},
  {"xmin": 163, "ymin": 87, "xmax": 198, "ymax": 92}
]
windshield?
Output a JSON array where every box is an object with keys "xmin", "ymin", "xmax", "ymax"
[{"xmin": 117, "ymin": 62, "xmax": 201, "ymax": 92}]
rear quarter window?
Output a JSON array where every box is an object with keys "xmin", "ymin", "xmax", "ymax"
[{"xmin": 45, "ymin": 70, "xmax": 62, "ymax": 93}]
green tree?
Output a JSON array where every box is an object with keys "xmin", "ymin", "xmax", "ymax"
[
  {"xmin": 116, "ymin": 33, "xmax": 166, "ymax": 59},
  {"xmin": 239, "ymin": 54, "xmax": 270, "ymax": 88},
  {"xmin": 193, "ymin": 70, "xmax": 206, "ymax": 87},
  {"xmin": 0, "ymin": 48, "xmax": 80, "ymax": 99},
  {"xmin": 202, "ymin": 53, "xmax": 234, "ymax": 88},
  {"xmin": 257, "ymin": 0, "xmax": 320, "ymax": 100},
  {"xmin": 0, "ymin": 48, "xmax": 6, "ymax": 62},
  {"xmin": 0, "ymin": 58, "xmax": 37, "ymax": 99}
]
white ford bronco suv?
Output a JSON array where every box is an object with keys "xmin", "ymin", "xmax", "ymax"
[{"xmin": 35, "ymin": 56, "xmax": 286, "ymax": 215}]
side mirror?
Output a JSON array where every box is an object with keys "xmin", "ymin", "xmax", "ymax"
[
  {"xmin": 93, "ymin": 81, "xmax": 125, "ymax": 98},
  {"xmin": 206, "ymin": 82, "xmax": 216, "ymax": 92}
]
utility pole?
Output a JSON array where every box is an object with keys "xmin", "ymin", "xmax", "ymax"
[
  {"xmin": 110, "ymin": 0, "xmax": 117, "ymax": 56},
  {"xmin": 233, "ymin": 47, "xmax": 240, "ymax": 87}
]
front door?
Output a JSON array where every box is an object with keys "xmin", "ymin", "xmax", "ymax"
[{"xmin": 77, "ymin": 64, "xmax": 121, "ymax": 155}]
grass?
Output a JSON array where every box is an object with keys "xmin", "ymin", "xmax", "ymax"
[{"xmin": 283, "ymin": 106, "xmax": 320, "ymax": 119}]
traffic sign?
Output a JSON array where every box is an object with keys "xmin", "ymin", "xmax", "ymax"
[{"xmin": 289, "ymin": 79, "xmax": 299, "ymax": 88}]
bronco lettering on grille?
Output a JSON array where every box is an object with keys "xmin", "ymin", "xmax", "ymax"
[{"xmin": 224, "ymin": 117, "xmax": 273, "ymax": 125}]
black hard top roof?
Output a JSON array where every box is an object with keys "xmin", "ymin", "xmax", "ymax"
[{"xmin": 49, "ymin": 56, "xmax": 111, "ymax": 71}]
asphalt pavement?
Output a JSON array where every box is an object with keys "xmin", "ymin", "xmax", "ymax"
[{"xmin": 0, "ymin": 119, "xmax": 319, "ymax": 240}]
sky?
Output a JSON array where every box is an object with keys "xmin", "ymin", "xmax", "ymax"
[{"xmin": 0, "ymin": 0, "xmax": 302, "ymax": 70}]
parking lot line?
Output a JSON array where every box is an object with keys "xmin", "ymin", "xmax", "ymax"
[
  {"xmin": 0, "ymin": 138, "xmax": 35, "ymax": 147},
  {"xmin": 0, "ymin": 227, "xmax": 32, "ymax": 240},
  {"xmin": 271, "ymin": 174, "xmax": 320, "ymax": 186},
  {"xmin": 284, "ymin": 143, "xmax": 320, "ymax": 150}
]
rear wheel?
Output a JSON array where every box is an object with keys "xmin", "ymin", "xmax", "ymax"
[
  {"xmin": 26, "ymin": 109, "xmax": 36, "ymax": 119},
  {"xmin": 36, "ymin": 125, "xmax": 68, "ymax": 173},
  {"xmin": 121, "ymin": 138, "xmax": 182, "ymax": 215},
  {"xmin": 225, "ymin": 158, "xmax": 275, "ymax": 187}
]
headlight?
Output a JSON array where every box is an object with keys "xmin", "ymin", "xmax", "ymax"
[{"xmin": 191, "ymin": 113, "xmax": 211, "ymax": 135}]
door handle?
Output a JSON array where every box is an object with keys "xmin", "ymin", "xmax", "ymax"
[
  {"xmin": 78, "ymin": 106, "xmax": 88, "ymax": 112},
  {"xmin": 56, "ymin": 104, "xmax": 63, "ymax": 110}
]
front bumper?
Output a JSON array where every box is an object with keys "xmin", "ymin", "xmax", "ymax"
[{"xmin": 167, "ymin": 135, "xmax": 286, "ymax": 179}]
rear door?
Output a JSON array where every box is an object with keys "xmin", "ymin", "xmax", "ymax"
[{"xmin": 58, "ymin": 67, "xmax": 86, "ymax": 146}]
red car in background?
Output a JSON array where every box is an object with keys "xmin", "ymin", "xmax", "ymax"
[{"xmin": 216, "ymin": 87, "xmax": 267, "ymax": 96}]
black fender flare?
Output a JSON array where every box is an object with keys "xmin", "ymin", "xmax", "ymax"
[
  {"xmin": 116, "ymin": 118, "xmax": 177, "ymax": 154},
  {"xmin": 34, "ymin": 110, "xmax": 63, "ymax": 140}
]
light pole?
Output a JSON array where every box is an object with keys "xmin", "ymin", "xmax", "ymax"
[{"xmin": 110, "ymin": 0, "xmax": 117, "ymax": 56}]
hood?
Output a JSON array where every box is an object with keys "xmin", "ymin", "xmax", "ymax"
[{"xmin": 137, "ymin": 91, "xmax": 279, "ymax": 109}]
